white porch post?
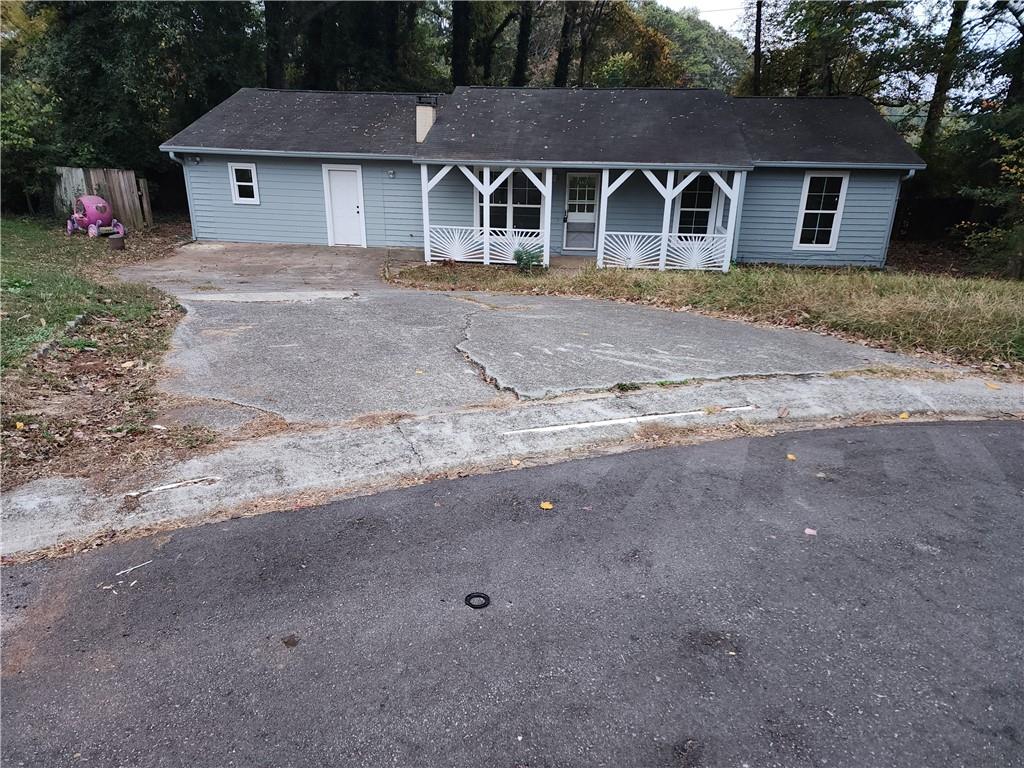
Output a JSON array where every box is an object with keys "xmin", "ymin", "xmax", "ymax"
[
  {"xmin": 420, "ymin": 164, "xmax": 431, "ymax": 262},
  {"xmin": 658, "ymin": 170, "xmax": 675, "ymax": 271},
  {"xmin": 542, "ymin": 168, "xmax": 553, "ymax": 266},
  {"xmin": 726, "ymin": 171, "xmax": 747, "ymax": 270},
  {"xmin": 597, "ymin": 169, "xmax": 610, "ymax": 268},
  {"xmin": 482, "ymin": 166, "xmax": 491, "ymax": 265},
  {"xmin": 597, "ymin": 168, "xmax": 636, "ymax": 268}
]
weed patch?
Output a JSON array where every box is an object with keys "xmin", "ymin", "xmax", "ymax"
[{"xmin": 391, "ymin": 262, "xmax": 1024, "ymax": 365}]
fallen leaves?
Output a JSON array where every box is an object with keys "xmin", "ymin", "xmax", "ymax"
[
  {"xmin": 985, "ymin": 382, "xmax": 1002, "ymax": 390},
  {"xmin": 786, "ymin": 453, "xmax": 797, "ymax": 461},
  {"xmin": 1, "ymin": 306, "xmax": 194, "ymax": 492},
  {"xmin": 898, "ymin": 411, "xmax": 910, "ymax": 420},
  {"xmin": 539, "ymin": 500, "xmax": 554, "ymax": 510}
]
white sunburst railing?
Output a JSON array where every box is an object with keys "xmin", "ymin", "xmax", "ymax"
[
  {"xmin": 428, "ymin": 226, "xmax": 485, "ymax": 262},
  {"xmin": 602, "ymin": 232, "xmax": 663, "ymax": 269},
  {"xmin": 427, "ymin": 226, "xmax": 543, "ymax": 264},
  {"xmin": 489, "ymin": 228, "xmax": 543, "ymax": 263},
  {"xmin": 602, "ymin": 231, "xmax": 730, "ymax": 271},
  {"xmin": 666, "ymin": 234, "xmax": 729, "ymax": 270}
]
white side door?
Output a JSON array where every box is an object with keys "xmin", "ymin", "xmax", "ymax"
[
  {"xmin": 563, "ymin": 173, "xmax": 599, "ymax": 250},
  {"xmin": 323, "ymin": 165, "xmax": 366, "ymax": 246}
]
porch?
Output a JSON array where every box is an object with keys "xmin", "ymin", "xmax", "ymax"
[{"xmin": 419, "ymin": 164, "xmax": 747, "ymax": 272}]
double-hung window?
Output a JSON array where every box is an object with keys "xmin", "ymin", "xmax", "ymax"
[
  {"xmin": 793, "ymin": 172, "xmax": 848, "ymax": 250},
  {"xmin": 229, "ymin": 162, "xmax": 260, "ymax": 205},
  {"xmin": 475, "ymin": 170, "xmax": 542, "ymax": 230},
  {"xmin": 676, "ymin": 174, "xmax": 716, "ymax": 235}
]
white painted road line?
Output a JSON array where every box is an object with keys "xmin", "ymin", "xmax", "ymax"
[{"xmin": 502, "ymin": 405, "xmax": 757, "ymax": 435}]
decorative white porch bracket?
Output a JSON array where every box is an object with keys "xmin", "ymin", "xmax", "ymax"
[
  {"xmin": 597, "ymin": 168, "xmax": 747, "ymax": 272},
  {"xmin": 421, "ymin": 164, "xmax": 552, "ymax": 266},
  {"xmin": 596, "ymin": 168, "xmax": 635, "ymax": 268}
]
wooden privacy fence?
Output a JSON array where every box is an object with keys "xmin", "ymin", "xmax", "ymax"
[{"xmin": 53, "ymin": 166, "xmax": 153, "ymax": 230}]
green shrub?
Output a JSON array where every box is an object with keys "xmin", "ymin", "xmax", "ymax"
[{"xmin": 514, "ymin": 247, "xmax": 543, "ymax": 274}]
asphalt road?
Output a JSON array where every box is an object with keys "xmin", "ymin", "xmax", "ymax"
[{"xmin": 3, "ymin": 421, "xmax": 1022, "ymax": 768}]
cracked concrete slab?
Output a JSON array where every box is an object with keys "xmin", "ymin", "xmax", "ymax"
[
  {"xmin": 3, "ymin": 374, "xmax": 1020, "ymax": 557},
  {"xmin": 121, "ymin": 244, "xmax": 950, "ymax": 426},
  {"xmin": 457, "ymin": 294, "xmax": 935, "ymax": 398},
  {"xmin": 163, "ymin": 293, "xmax": 499, "ymax": 423}
]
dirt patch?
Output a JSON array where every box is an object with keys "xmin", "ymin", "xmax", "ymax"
[
  {"xmin": 0, "ymin": 309, "xmax": 228, "ymax": 491},
  {"xmin": 343, "ymin": 411, "xmax": 414, "ymax": 429},
  {"xmin": 78, "ymin": 219, "xmax": 194, "ymax": 280}
]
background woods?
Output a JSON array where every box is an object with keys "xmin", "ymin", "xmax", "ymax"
[{"xmin": 1, "ymin": 0, "xmax": 1021, "ymax": 274}]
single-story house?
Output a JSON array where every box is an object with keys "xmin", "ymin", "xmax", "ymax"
[{"xmin": 161, "ymin": 86, "xmax": 925, "ymax": 271}]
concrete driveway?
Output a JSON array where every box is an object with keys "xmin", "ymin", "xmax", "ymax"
[{"xmin": 121, "ymin": 243, "xmax": 930, "ymax": 425}]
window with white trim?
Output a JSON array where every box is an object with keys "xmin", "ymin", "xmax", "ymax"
[
  {"xmin": 229, "ymin": 162, "xmax": 260, "ymax": 205},
  {"xmin": 675, "ymin": 174, "xmax": 716, "ymax": 235},
  {"xmin": 794, "ymin": 172, "xmax": 847, "ymax": 250},
  {"xmin": 475, "ymin": 170, "xmax": 542, "ymax": 230}
]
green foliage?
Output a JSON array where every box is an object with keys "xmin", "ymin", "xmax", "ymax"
[
  {"xmin": 0, "ymin": 78, "xmax": 58, "ymax": 207},
  {"xmin": 959, "ymin": 108, "xmax": 1024, "ymax": 277},
  {"xmin": 637, "ymin": 1, "xmax": 749, "ymax": 90},
  {"xmin": 514, "ymin": 246, "xmax": 543, "ymax": 274},
  {"xmin": 734, "ymin": 1, "xmax": 929, "ymax": 103}
]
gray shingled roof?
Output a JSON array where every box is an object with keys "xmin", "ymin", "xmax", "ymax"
[
  {"xmin": 735, "ymin": 97, "xmax": 925, "ymax": 168},
  {"xmin": 414, "ymin": 87, "xmax": 752, "ymax": 168},
  {"xmin": 160, "ymin": 88, "xmax": 431, "ymax": 157},
  {"xmin": 162, "ymin": 86, "xmax": 924, "ymax": 170}
]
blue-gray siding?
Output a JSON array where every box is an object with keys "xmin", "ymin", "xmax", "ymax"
[
  {"xmin": 182, "ymin": 156, "xmax": 900, "ymax": 266},
  {"xmin": 735, "ymin": 169, "xmax": 900, "ymax": 267},
  {"xmin": 184, "ymin": 156, "xmax": 427, "ymax": 247}
]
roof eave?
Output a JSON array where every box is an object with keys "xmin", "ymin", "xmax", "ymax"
[
  {"xmin": 752, "ymin": 159, "xmax": 927, "ymax": 171},
  {"xmin": 159, "ymin": 145, "xmax": 415, "ymax": 161},
  {"xmin": 412, "ymin": 157, "xmax": 755, "ymax": 171}
]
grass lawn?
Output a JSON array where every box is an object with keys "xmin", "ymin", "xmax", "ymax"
[
  {"xmin": 1, "ymin": 216, "xmax": 210, "ymax": 492},
  {"xmin": 1, "ymin": 218, "xmax": 165, "ymax": 367},
  {"xmin": 390, "ymin": 262, "xmax": 1024, "ymax": 365}
]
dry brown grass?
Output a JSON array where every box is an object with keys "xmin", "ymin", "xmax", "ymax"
[{"xmin": 391, "ymin": 262, "xmax": 1024, "ymax": 365}]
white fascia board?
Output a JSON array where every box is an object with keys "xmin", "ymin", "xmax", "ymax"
[
  {"xmin": 753, "ymin": 160, "xmax": 927, "ymax": 171},
  {"xmin": 413, "ymin": 158, "xmax": 755, "ymax": 171},
  {"xmin": 159, "ymin": 145, "xmax": 414, "ymax": 161}
]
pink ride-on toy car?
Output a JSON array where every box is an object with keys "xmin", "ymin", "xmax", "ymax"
[{"xmin": 66, "ymin": 195, "xmax": 126, "ymax": 238}]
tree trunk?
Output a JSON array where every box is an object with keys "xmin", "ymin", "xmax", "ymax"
[
  {"xmin": 1005, "ymin": 31, "xmax": 1024, "ymax": 106},
  {"xmin": 476, "ymin": 9, "xmax": 518, "ymax": 84},
  {"xmin": 919, "ymin": 0, "xmax": 968, "ymax": 159},
  {"xmin": 264, "ymin": 1, "xmax": 288, "ymax": 89},
  {"xmin": 512, "ymin": 1, "xmax": 533, "ymax": 86},
  {"xmin": 451, "ymin": 1, "xmax": 472, "ymax": 86},
  {"xmin": 301, "ymin": 13, "xmax": 324, "ymax": 89},
  {"xmin": 753, "ymin": 0, "xmax": 762, "ymax": 95},
  {"xmin": 575, "ymin": 0, "xmax": 608, "ymax": 87},
  {"xmin": 795, "ymin": 58, "xmax": 812, "ymax": 96},
  {"xmin": 554, "ymin": 2, "xmax": 577, "ymax": 87}
]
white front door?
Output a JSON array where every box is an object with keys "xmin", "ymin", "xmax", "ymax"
[
  {"xmin": 324, "ymin": 165, "xmax": 365, "ymax": 246},
  {"xmin": 564, "ymin": 173, "xmax": 600, "ymax": 250}
]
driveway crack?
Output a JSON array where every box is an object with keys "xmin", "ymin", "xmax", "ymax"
[
  {"xmin": 453, "ymin": 305, "xmax": 522, "ymax": 400},
  {"xmin": 394, "ymin": 422, "xmax": 426, "ymax": 468}
]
